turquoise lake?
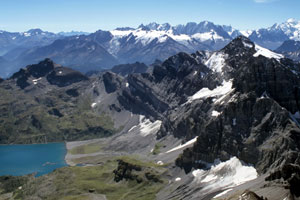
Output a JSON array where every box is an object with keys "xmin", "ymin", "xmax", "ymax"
[{"xmin": 0, "ymin": 143, "xmax": 68, "ymax": 177}]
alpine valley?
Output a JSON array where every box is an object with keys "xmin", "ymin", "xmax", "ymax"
[{"xmin": 0, "ymin": 20, "xmax": 300, "ymax": 200}]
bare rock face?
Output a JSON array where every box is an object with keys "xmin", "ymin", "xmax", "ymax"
[
  {"xmin": 46, "ymin": 67, "xmax": 88, "ymax": 87},
  {"xmin": 102, "ymin": 71, "xmax": 122, "ymax": 93},
  {"xmin": 111, "ymin": 62, "xmax": 148, "ymax": 77},
  {"xmin": 266, "ymin": 164, "xmax": 300, "ymax": 197},
  {"xmin": 232, "ymin": 56, "xmax": 300, "ymax": 113}
]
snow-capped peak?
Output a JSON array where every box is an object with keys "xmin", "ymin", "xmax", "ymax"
[
  {"xmin": 142, "ymin": 22, "xmax": 172, "ymax": 32},
  {"xmin": 287, "ymin": 18, "xmax": 297, "ymax": 24},
  {"xmin": 109, "ymin": 21, "xmax": 232, "ymax": 50},
  {"xmin": 269, "ymin": 19, "xmax": 300, "ymax": 41},
  {"xmin": 240, "ymin": 30, "xmax": 253, "ymax": 37}
]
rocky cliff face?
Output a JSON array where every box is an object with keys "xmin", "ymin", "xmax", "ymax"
[{"xmin": 155, "ymin": 37, "xmax": 300, "ymax": 175}]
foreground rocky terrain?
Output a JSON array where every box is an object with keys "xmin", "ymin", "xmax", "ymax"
[{"xmin": 0, "ymin": 36, "xmax": 300, "ymax": 200}]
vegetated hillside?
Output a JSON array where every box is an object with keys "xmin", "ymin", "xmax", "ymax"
[{"xmin": 0, "ymin": 59, "xmax": 115, "ymax": 144}]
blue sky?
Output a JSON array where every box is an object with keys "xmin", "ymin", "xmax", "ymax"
[{"xmin": 0, "ymin": 0, "xmax": 299, "ymax": 33}]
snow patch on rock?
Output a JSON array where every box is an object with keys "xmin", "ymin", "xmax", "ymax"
[
  {"xmin": 213, "ymin": 188, "xmax": 233, "ymax": 198},
  {"xmin": 166, "ymin": 137, "xmax": 198, "ymax": 154},
  {"xmin": 175, "ymin": 177, "xmax": 181, "ymax": 182},
  {"xmin": 242, "ymin": 41, "xmax": 254, "ymax": 48},
  {"xmin": 192, "ymin": 157, "xmax": 257, "ymax": 193},
  {"xmin": 139, "ymin": 115, "xmax": 162, "ymax": 137},
  {"xmin": 189, "ymin": 80, "xmax": 233, "ymax": 102},
  {"xmin": 211, "ymin": 110, "xmax": 221, "ymax": 117},
  {"xmin": 32, "ymin": 77, "xmax": 42, "ymax": 85},
  {"xmin": 127, "ymin": 115, "xmax": 162, "ymax": 136},
  {"xmin": 205, "ymin": 52, "xmax": 228, "ymax": 72},
  {"xmin": 254, "ymin": 44, "xmax": 283, "ymax": 60}
]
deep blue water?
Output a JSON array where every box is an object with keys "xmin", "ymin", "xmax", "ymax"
[{"xmin": 0, "ymin": 143, "xmax": 68, "ymax": 177}]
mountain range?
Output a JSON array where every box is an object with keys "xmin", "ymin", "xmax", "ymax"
[
  {"xmin": 276, "ymin": 39, "xmax": 300, "ymax": 61},
  {"xmin": 1, "ymin": 19, "xmax": 300, "ymax": 78},
  {"xmin": 0, "ymin": 36, "xmax": 300, "ymax": 199}
]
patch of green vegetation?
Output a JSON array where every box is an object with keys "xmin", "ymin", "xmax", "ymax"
[
  {"xmin": 12, "ymin": 157, "xmax": 167, "ymax": 200},
  {"xmin": 0, "ymin": 176, "xmax": 30, "ymax": 194},
  {"xmin": 152, "ymin": 143, "xmax": 164, "ymax": 155}
]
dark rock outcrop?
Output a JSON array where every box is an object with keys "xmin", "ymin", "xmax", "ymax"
[
  {"xmin": 10, "ymin": 58, "xmax": 89, "ymax": 89},
  {"xmin": 113, "ymin": 159, "xmax": 163, "ymax": 184},
  {"xmin": 46, "ymin": 67, "xmax": 88, "ymax": 87},
  {"xmin": 111, "ymin": 62, "xmax": 148, "ymax": 77},
  {"xmin": 102, "ymin": 72, "xmax": 122, "ymax": 93},
  {"xmin": 113, "ymin": 159, "xmax": 142, "ymax": 183}
]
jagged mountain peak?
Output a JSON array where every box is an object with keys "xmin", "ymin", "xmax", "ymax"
[
  {"xmin": 223, "ymin": 36, "xmax": 284, "ymax": 61},
  {"xmin": 115, "ymin": 27, "xmax": 135, "ymax": 31},
  {"xmin": 10, "ymin": 58, "xmax": 88, "ymax": 89},
  {"xmin": 12, "ymin": 58, "xmax": 59, "ymax": 79},
  {"xmin": 228, "ymin": 35, "xmax": 254, "ymax": 46},
  {"xmin": 270, "ymin": 18, "xmax": 300, "ymax": 31},
  {"xmin": 162, "ymin": 52, "xmax": 199, "ymax": 69},
  {"xmin": 222, "ymin": 36, "xmax": 255, "ymax": 56},
  {"xmin": 249, "ymin": 18, "xmax": 300, "ymax": 50},
  {"xmin": 140, "ymin": 22, "xmax": 172, "ymax": 31},
  {"xmin": 21, "ymin": 28, "xmax": 54, "ymax": 37}
]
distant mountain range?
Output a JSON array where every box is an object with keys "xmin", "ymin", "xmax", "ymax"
[
  {"xmin": 276, "ymin": 39, "xmax": 300, "ymax": 61},
  {"xmin": 1, "ymin": 18, "xmax": 300, "ymax": 78}
]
